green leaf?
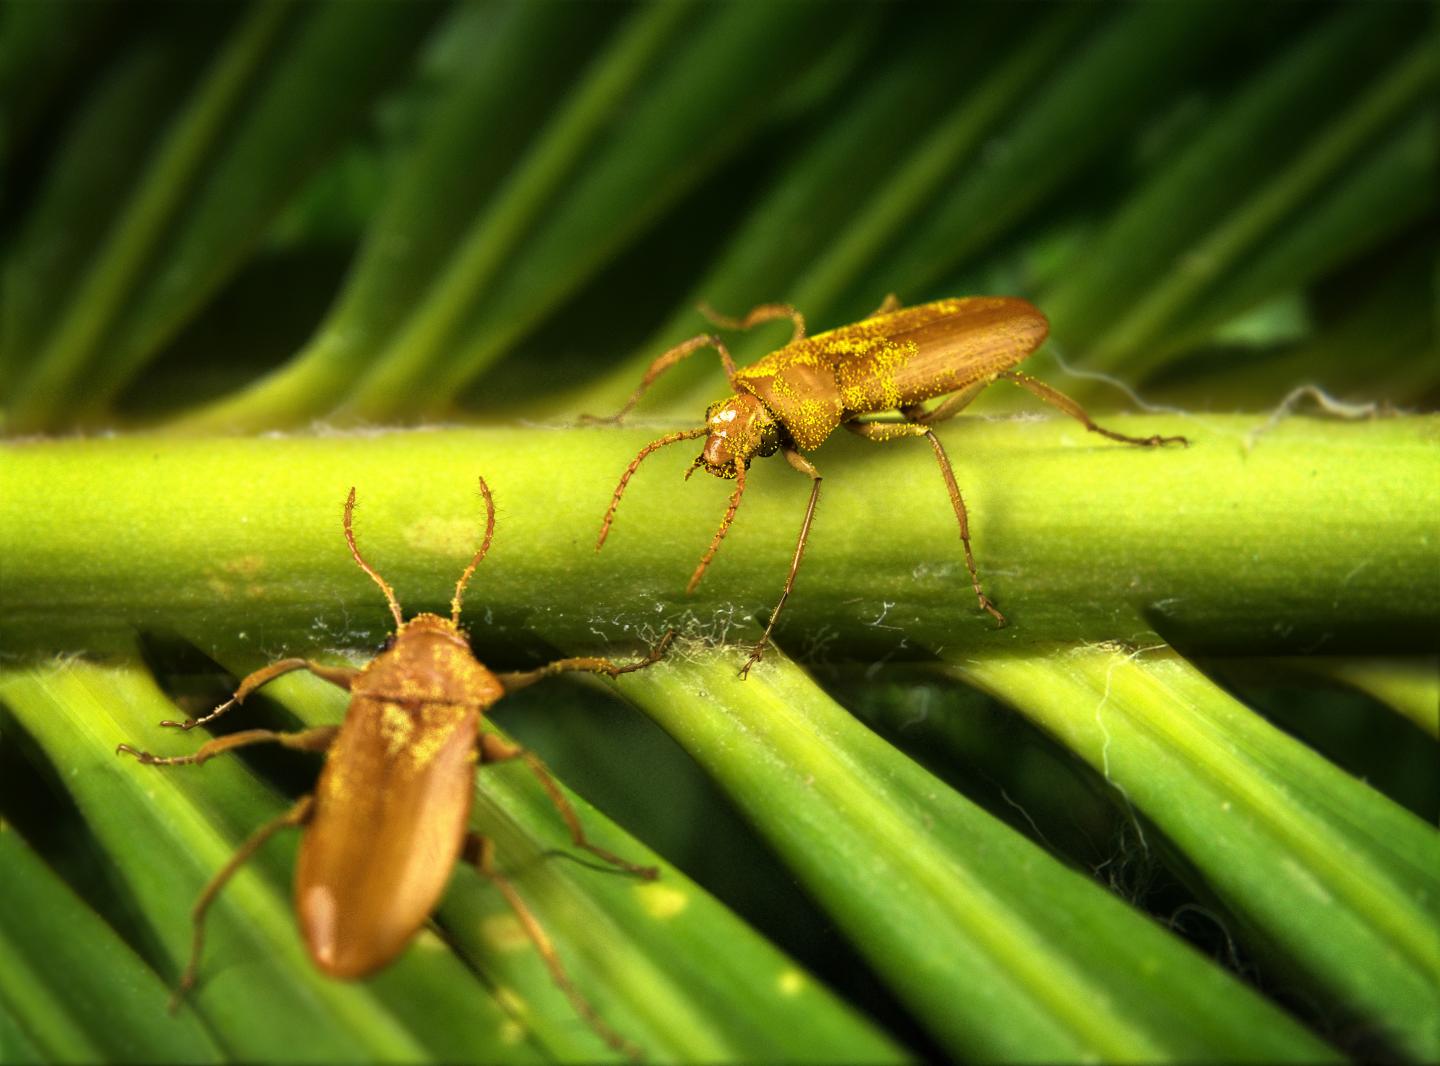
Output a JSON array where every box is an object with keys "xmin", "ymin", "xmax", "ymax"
[
  {"xmin": 943, "ymin": 645, "xmax": 1440, "ymax": 1061},
  {"xmin": 0, "ymin": 822, "xmax": 224, "ymax": 1064},
  {"xmin": 608, "ymin": 651, "xmax": 1337, "ymax": 1061}
]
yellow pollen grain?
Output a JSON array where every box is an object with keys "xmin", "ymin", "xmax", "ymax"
[
  {"xmin": 636, "ymin": 881, "xmax": 688, "ymax": 920},
  {"xmin": 482, "ymin": 912, "xmax": 530, "ymax": 952},
  {"xmin": 777, "ymin": 969, "xmax": 806, "ymax": 997},
  {"xmin": 498, "ymin": 1020, "xmax": 526, "ymax": 1046}
]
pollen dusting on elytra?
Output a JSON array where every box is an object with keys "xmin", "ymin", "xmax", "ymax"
[
  {"xmin": 835, "ymin": 336, "xmax": 919, "ymax": 412},
  {"xmin": 378, "ymin": 701, "xmax": 416, "ymax": 757}
]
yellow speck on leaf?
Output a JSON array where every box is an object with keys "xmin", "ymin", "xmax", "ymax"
[
  {"xmin": 482, "ymin": 912, "xmax": 530, "ymax": 952},
  {"xmin": 777, "ymin": 969, "xmax": 806, "ymax": 997},
  {"xmin": 636, "ymin": 881, "xmax": 688, "ymax": 920}
]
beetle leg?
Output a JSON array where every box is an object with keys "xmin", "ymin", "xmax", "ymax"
[
  {"xmin": 686, "ymin": 461, "xmax": 747, "ymax": 593},
  {"xmin": 478, "ymin": 733, "xmax": 660, "ymax": 880},
  {"xmin": 697, "ymin": 300, "xmax": 806, "ymax": 344},
  {"xmin": 844, "ymin": 420, "xmax": 1006, "ymax": 626},
  {"xmin": 160, "ymin": 659, "xmax": 357, "ymax": 731},
  {"xmin": 864, "ymin": 293, "xmax": 903, "ymax": 319},
  {"xmin": 740, "ymin": 448, "xmax": 822, "ymax": 678},
  {"xmin": 118, "ymin": 726, "xmax": 340, "ymax": 767},
  {"xmin": 596, "ymin": 428, "xmax": 708, "ymax": 551},
  {"xmin": 901, "ymin": 379, "xmax": 989, "ymax": 426},
  {"xmin": 495, "ymin": 630, "xmax": 673, "ymax": 692},
  {"xmin": 168, "ymin": 794, "xmax": 315, "ymax": 1012},
  {"xmin": 463, "ymin": 833, "xmax": 643, "ymax": 1062},
  {"xmin": 584, "ymin": 333, "xmax": 739, "ymax": 423},
  {"xmin": 999, "ymin": 371, "xmax": 1188, "ymax": 447}
]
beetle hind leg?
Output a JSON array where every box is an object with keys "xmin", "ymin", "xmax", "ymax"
[
  {"xmin": 479, "ymin": 732, "xmax": 659, "ymax": 880},
  {"xmin": 845, "ymin": 419, "xmax": 1006, "ymax": 627},
  {"xmin": 464, "ymin": 833, "xmax": 644, "ymax": 1061},
  {"xmin": 168, "ymin": 795, "xmax": 315, "ymax": 1012},
  {"xmin": 999, "ymin": 370, "xmax": 1187, "ymax": 446}
]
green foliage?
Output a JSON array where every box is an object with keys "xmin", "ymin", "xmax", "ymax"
[{"xmin": 1, "ymin": 3, "xmax": 1436, "ymax": 1063}]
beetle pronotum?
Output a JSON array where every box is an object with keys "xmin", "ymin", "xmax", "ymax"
[
  {"xmin": 118, "ymin": 478, "xmax": 670, "ymax": 1058},
  {"xmin": 595, "ymin": 296, "xmax": 1185, "ymax": 675}
]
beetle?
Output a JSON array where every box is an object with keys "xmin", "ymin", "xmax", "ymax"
[
  {"xmin": 594, "ymin": 296, "xmax": 1186, "ymax": 675},
  {"xmin": 118, "ymin": 477, "xmax": 671, "ymax": 1058}
]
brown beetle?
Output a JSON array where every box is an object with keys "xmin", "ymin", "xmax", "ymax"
[
  {"xmin": 595, "ymin": 296, "xmax": 1185, "ymax": 675},
  {"xmin": 119, "ymin": 478, "xmax": 670, "ymax": 1057}
]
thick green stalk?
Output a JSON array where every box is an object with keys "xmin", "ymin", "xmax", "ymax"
[{"xmin": 0, "ymin": 417, "xmax": 1434, "ymax": 657}]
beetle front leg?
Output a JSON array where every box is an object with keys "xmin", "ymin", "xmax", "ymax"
[
  {"xmin": 584, "ymin": 333, "xmax": 740, "ymax": 423},
  {"xmin": 118, "ymin": 726, "xmax": 340, "ymax": 767},
  {"xmin": 740, "ymin": 448, "xmax": 822, "ymax": 678},
  {"xmin": 478, "ymin": 732, "xmax": 658, "ymax": 880},
  {"xmin": 160, "ymin": 659, "xmax": 358, "ymax": 731},
  {"xmin": 999, "ymin": 370, "xmax": 1188, "ymax": 447},
  {"xmin": 495, "ymin": 630, "xmax": 673, "ymax": 693},
  {"xmin": 845, "ymin": 419, "xmax": 1006, "ymax": 626},
  {"xmin": 168, "ymin": 794, "xmax": 315, "ymax": 1012},
  {"xmin": 462, "ymin": 832, "xmax": 643, "ymax": 1062},
  {"xmin": 864, "ymin": 293, "xmax": 903, "ymax": 319},
  {"xmin": 697, "ymin": 300, "xmax": 806, "ymax": 343}
]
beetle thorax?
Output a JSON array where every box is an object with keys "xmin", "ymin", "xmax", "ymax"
[
  {"xmin": 359, "ymin": 614, "xmax": 502, "ymax": 708},
  {"xmin": 696, "ymin": 393, "xmax": 781, "ymax": 479}
]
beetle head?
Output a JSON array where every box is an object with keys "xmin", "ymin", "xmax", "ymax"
[
  {"xmin": 396, "ymin": 612, "xmax": 470, "ymax": 645},
  {"xmin": 693, "ymin": 393, "xmax": 780, "ymax": 479}
]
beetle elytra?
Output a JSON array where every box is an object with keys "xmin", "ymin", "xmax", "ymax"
[
  {"xmin": 594, "ymin": 296, "xmax": 1185, "ymax": 675},
  {"xmin": 118, "ymin": 478, "xmax": 671, "ymax": 1058}
]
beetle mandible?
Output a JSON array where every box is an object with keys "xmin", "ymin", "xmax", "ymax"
[
  {"xmin": 118, "ymin": 477, "xmax": 671, "ymax": 1058},
  {"xmin": 594, "ymin": 296, "xmax": 1186, "ymax": 675}
]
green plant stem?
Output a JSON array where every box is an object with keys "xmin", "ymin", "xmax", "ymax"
[{"xmin": 1, "ymin": 416, "xmax": 1435, "ymax": 659}]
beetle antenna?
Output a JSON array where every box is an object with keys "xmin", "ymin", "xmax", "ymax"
[
  {"xmin": 343, "ymin": 488, "xmax": 405, "ymax": 628},
  {"xmin": 596, "ymin": 427, "xmax": 707, "ymax": 551},
  {"xmin": 686, "ymin": 461, "xmax": 746, "ymax": 593},
  {"xmin": 451, "ymin": 476, "xmax": 496, "ymax": 624}
]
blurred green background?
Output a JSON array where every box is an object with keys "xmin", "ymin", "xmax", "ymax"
[{"xmin": 1, "ymin": 2, "xmax": 1436, "ymax": 1063}]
